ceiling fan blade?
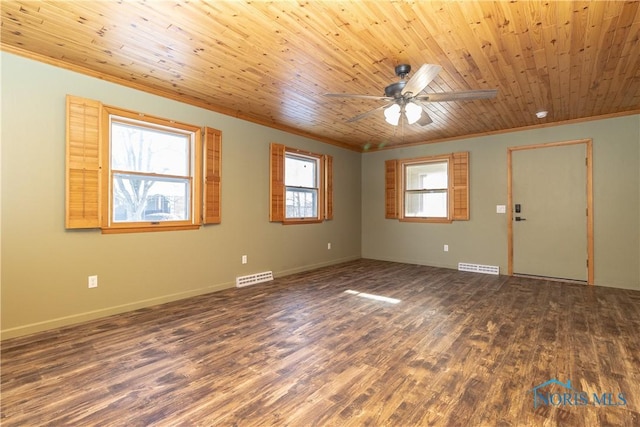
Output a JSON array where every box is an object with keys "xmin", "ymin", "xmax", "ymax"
[
  {"xmin": 416, "ymin": 89, "xmax": 498, "ymax": 102},
  {"xmin": 346, "ymin": 102, "xmax": 396, "ymax": 123},
  {"xmin": 401, "ymin": 64, "xmax": 442, "ymax": 96},
  {"xmin": 324, "ymin": 93, "xmax": 392, "ymax": 101}
]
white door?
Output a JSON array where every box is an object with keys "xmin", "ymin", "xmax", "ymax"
[{"xmin": 512, "ymin": 143, "xmax": 588, "ymax": 281}]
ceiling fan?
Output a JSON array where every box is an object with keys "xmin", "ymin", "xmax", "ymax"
[{"xmin": 325, "ymin": 64, "xmax": 497, "ymax": 126}]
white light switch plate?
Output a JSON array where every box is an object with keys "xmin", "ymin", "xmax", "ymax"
[{"xmin": 496, "ymin": 205, "xmax": 506, "ymax": 214}]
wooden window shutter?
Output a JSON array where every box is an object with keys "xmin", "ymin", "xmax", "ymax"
[
  {"xmin": 452, "ymin": 151, "xmax": 469, "ymax": 220},
  {"xmin": 269, "ymin": 143, "xmax": 285, "ymax": 222},
  {"xmin": 324, "ymin": 154, "xmax": 333, "ymax": 220},
  {"xmin": 385, "ymin": 159, "xmax": 399, "ymax": 219},
  {"xmin": 203, "ymin": 127, "xmax": 222, "ymax": 224},
  {"xmin": 65, "ymin": 95, "xmax": 102, "ymax": 229}
]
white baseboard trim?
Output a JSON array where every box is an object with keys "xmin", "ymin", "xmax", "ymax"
[
  {"xmin": 1, "ymin": 281, "xmax": 234, "ymax": 340},
  {"xmin": 1, "ymin": 256, "xmax": 362, "ymax": 340},
  {"xmin": 273, "ymin": 256, "xmax": 361, "ymax": 278}
]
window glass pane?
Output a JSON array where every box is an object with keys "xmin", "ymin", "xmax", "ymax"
[
  {"xmin": 112, "ymin": 173, "xmax": 189, "ymax": 222},
  {"xmin": 285, "ymin": 154, "xmax": 317, "ymax": 187},
  {"xmin": 286, "ymin": 188, "xmax": 317, "ymax": 218},
  {"xmin": 405, "ymin": 191, "xmax": 448, "ymax": 218},
  {"xmin": 406, "ymin": 162, "xmax": 447, "ymax": 190},
  {"xmin": 111, "ymin": 121, "xmax": 189, "ymax": 176}
]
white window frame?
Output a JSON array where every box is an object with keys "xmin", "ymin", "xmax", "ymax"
[
  {"xmin": 285, "ymin": 152, "xmax": 320, "ymax": 220},
  {"xmin": 102, "ymin": 106, "xmax": 202, "ymax": 233},
  {"xmin": 399, "ymin": 154, "xmax": 453, "ymax": 223}
]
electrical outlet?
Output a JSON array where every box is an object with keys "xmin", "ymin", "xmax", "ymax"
[
  {"xmin": 241, "ymin": 255, "xmax": 247, "ymax": 264},
  {"xmin": 88, "ymin": 275, "xmax": 98, "ymax": 288},
  {"xmin": 444, "ymin": 245, "xmax": 449, "ymax": 252},
  {"xmin": 327, "ymin": 243, "xmax": 332, "ymax": 250}
]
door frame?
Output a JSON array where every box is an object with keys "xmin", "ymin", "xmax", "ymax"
[{"xmin": 507, "ymin": 139, "xmax": 594, "ymax": 284}]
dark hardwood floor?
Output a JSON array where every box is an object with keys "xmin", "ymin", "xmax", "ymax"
[{"xmin": 2, "ymin": 259, "xmax": 640, "ymax": 426}]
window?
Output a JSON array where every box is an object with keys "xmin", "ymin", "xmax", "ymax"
[
  {"xmin": 404, "ymin": 160, "xmax": 449, "ymax": 218},
  {"xmin": 108, "ymin": 115, "xmax": 194, "ymax": 225},
  {"xmin": 385, "ymin": 152, "xmax": 469, "ymax": 222},
  {"xmin": 65, "ymin": 95, "xmax": 222, "ymax": 233},
  {"xmin": 270, "ymin": 143, "xmax": 332, "ymax": 224},
  {"xmin": 285, "ymin": 153, "xmax": 319, "ymax": 218}
]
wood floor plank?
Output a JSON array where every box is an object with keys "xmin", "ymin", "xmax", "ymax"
[{"xmin": 2, "ymin": 259, "xmax": 640, "ymax": 426}]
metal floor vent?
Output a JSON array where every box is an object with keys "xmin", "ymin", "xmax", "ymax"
[
  {"xmin": 458, "ymin": 263, "xmax": 500, "ymax": 275},
  {"xmin": 236, "ymin": 271, "xmax": 274, "ymax": 288}
]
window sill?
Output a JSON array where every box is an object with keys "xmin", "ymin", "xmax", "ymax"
[
  {"xmin": 282, "ymin": 218, "xmax": 324, "ymax": 225},
  {"xmin": 398, "ymin": 217, "xmax": 453, "ymax": 224},
  {"xmin": 102, "ymin": 224, "xmax": 200, "ymax": 234}
]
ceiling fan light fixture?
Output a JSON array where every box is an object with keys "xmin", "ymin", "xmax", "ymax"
[
  {"xmin": 384, "ymin": 103, "xmax": 401, "ymax": 125},
  {"xmin": 405, "ymin": 102, "xmax": 422, "ymax": 125}
]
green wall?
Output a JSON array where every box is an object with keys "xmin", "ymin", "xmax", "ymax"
[
  {"xmin": 2, "ymin": 51, "xmax": 639, "ymax": 339},
  {"xmin": 362, "ymin": 115, "xmax": 640, "ymax": 290},
  {"xmin": 0, "ymin": 52, "xmax": 361, "ymax": 339}
]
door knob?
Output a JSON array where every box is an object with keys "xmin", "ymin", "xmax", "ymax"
[{"xmin": 515, "ymin": 216, "xmax": 527, "ymax": 221}]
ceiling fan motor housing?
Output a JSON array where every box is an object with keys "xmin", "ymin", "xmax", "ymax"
[{"xmin": 384, "ymin": 81, "xmax": 407, "ymax": 98}]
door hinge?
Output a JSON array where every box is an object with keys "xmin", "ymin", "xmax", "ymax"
[{"xmin": 586, "ymin": 259, "xmax": 589, "ymax": 267}]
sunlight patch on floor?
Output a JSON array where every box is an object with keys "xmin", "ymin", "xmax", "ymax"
[{"xmin": 344, "ymin": 289, "xmax": 401, "ymax": 304}]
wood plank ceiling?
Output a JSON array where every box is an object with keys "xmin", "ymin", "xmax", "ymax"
[{"xmin": 2, "ymin": 1, "xmax": 640, "ymax": 151}]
